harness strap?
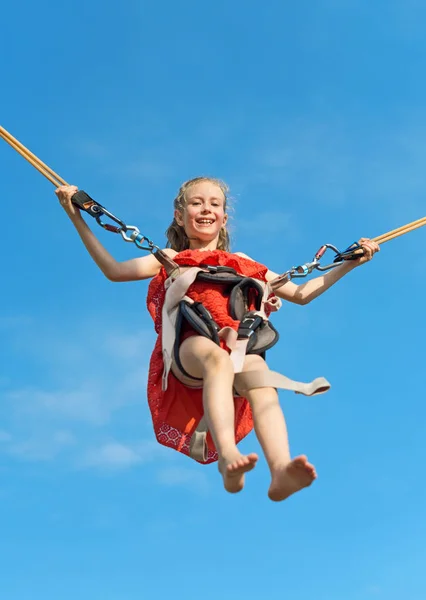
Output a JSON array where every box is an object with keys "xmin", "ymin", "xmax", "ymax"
[
  {"xmin": 189, "ymin": 416, "xmax": 209, "ymax": 463},
  {"xmin": 153, "ymin": 249, "xmax": 180, "ymax": 278},
  {"xmin": 188, "ymin": 369, "xmax": 331, "ymax": 462},
  {"xmin": 162, "ymin": 267, "xmax": 275, "ymax": 390},
  {"xmin": 220, "ymin": 308, "xmax": 275, "ymax": 372},
  {"xmin": 227, "ymin": 337, "xmax": 248, "ymax": 372},
  {"xmin": 161, "ymin": 267, "xmax": 205, "ymax": 390},
  {"xmin": 160, "ymin": 264, "xmax": 331, "ymax": 463},
  {"xmin": 234, "ymin": 370, "xmax": 331, "ymax": 396}
]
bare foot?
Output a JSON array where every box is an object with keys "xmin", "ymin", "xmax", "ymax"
[
  {"xmin": 219, "ymin": 452, "xmax": 258, "ymax": 493},
  {"xmin": 268, "ymin": 455, "xmax": 317, "ymax": 502}
]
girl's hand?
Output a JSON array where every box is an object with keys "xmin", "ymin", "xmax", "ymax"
[
  {"xmin": 354, "ymin": 237, "xmax": 380, "ymax": 265},
  {"xmin": 55, "ymin": 185, "xmax": 80, "ymax": 217}
]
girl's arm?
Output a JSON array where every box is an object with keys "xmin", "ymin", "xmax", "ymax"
[
  {"xmin": 56, "ymin": 185, "xmax": 175, "ymax": 282},
  {"xmin": 237, "ymin": 238, "xmax": 380, "ymax": 305},
  {"xmin": 265, "ymin": 260, "xmax": 358, "ymax": 305}
]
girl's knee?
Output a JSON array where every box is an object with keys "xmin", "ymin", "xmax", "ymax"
[
  {"xmin": 243, "ymin": 353, "xmax": 268, "ymax": 372},
  {"xmin": 179, "ymin": 336, "xmax": 232, "ymax": 379},
  {"xmin": 202, "ymin": 346, "xmax": 232, "ymax": 374}
]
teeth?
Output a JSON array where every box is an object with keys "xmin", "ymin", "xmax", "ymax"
[{"xmin": 198, "ymin": 220, "xmax": 213, "ymax": 224}]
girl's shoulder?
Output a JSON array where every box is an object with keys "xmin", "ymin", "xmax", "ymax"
[
  {"xmin": 161, "ymin": 248, "xmax": 178, "ymax": 258},
  {"xmin": 234, "ymin": 251, "xmax": 252, "ymax": 260}
]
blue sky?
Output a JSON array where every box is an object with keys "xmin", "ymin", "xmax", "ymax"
[{"xmin": 1, "ymin": 1, "xmax": 426, "ymax": 598}]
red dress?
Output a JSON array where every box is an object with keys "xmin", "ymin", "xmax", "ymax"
[{"xmin": 146, "ymin": 249, "xmax": 270, "ymax": 464}]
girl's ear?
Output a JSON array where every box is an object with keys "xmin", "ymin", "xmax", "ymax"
[{"xmin": 175, "ymin": 209, "xmax": 184, "ymax": 226}]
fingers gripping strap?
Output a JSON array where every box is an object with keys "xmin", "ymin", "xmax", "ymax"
[
  {"xmin": 265, "ymin": 295, "xmax": 281, "ymax": 312},
  {"xmin": 262, "ymin": 282, "xmax": 282, "ymax": 312},
  {"xmin": 217, "ymin": 326, "xmax": 238, "ymax": 349},
  {"xmin": 234, "ymin": 370, "xmax": 331, "ymax": 396}
]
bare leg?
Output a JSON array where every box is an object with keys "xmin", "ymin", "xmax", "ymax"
[
  {"xmin": 239, "ymin": 355, "xmax": 317, "ymax": 501},
  {"xmin": 179, "ymin": 336, "xmax": 258, "ymax": 493}
]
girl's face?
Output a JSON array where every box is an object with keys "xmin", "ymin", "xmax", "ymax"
[{"xmin": 175, "ymin": 180, "xmax": 228, "ymax": 249}]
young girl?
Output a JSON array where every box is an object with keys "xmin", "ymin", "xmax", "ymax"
[{"xmin": 55, "ymin": 177, "xmax": 379, "ymax": 501}]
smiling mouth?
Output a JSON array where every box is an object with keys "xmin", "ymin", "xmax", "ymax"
[{"xmin": 196, "ymin": 219, "xmax": 215, "ymax": 226}]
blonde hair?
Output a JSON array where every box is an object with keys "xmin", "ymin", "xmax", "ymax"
[{"xmin": 165, "ymin": 176, "xmax": 231, "ymax": 252}]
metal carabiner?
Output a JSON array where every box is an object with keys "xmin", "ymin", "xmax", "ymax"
[
  {"xmin": 311, "ymin": 243, "xmax": 344, "ymax": 271},
  {"xmin": 291, "ymin": 260, "xmax": 320, "ymax": 277},
  {"xmin": 119, "ymin": 226, "xmax": 158, "ymax": 252},
  {"xmin": 95, "ymin": 206, "xmax": 127, "ymax": 232}
]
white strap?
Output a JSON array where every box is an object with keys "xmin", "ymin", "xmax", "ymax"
[
  {"xmin": 161, "ymin": 268, "xmax": 204, "ymax": 390},
  {"xmin": 234, "ymin": 370, "xmax": 331, "ymax": 396}
]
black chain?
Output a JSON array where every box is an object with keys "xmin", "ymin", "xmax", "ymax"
[{"xmin": 71, "ymin": 190, "xmax": 159, "ymax": 253}]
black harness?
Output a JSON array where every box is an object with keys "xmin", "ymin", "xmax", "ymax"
[{"xmin": 173, "ymin": 265, "xmax": 279, "ymax": 381}]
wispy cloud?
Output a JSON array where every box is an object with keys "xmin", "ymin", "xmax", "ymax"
[
  {"xmin": 0, "ymin": 315, "xmax": 206, "ymax": 491},
  {"xmin": 70, "ymin": 133, "xmax": 177, "ymax": 182},
  {"xmin": 80, "ymin": 442, "xmax": 145, "ymax": 470},
  {"xmin": 5, "ymin": 386, "xmax": 113, "ymax": 425},
  {"xmin": 4, "ymin": 314, "xmax": 155, "ymax": 402},
  {"xmin": 238, "ymin": 210, "xmax": 292, "ymax": 235},
  {"xmin": 244, "ymin": 119, "xmax": 353, "ymax": 208},
  {"xmin": 5, "ymin": 430, "xmax": 76, "ymax": 462},
  {"xmin": 1, "ymin": 316, "xmax": 156, "ymax": 467},
  {"xmin": 113, "ymin": 159, "xmax": 175, "ymax": 180},
  {"xmin": 73, "ymin": 138, "xmax": 110, "ymax": 161},
  {"xmin": 156, "ymin": 466, "xmax": 210, "ymax": 494},
  {"xmin": 76, "ymin": 437, "xmax": 211, "ymax": 494},
  {"xmin": 77, "ymin": 440, "xmax": 208, "ymax": 494},
  {"xmin": 239, "ymin": 115, "xmax": 426, "ymax": 230}
]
